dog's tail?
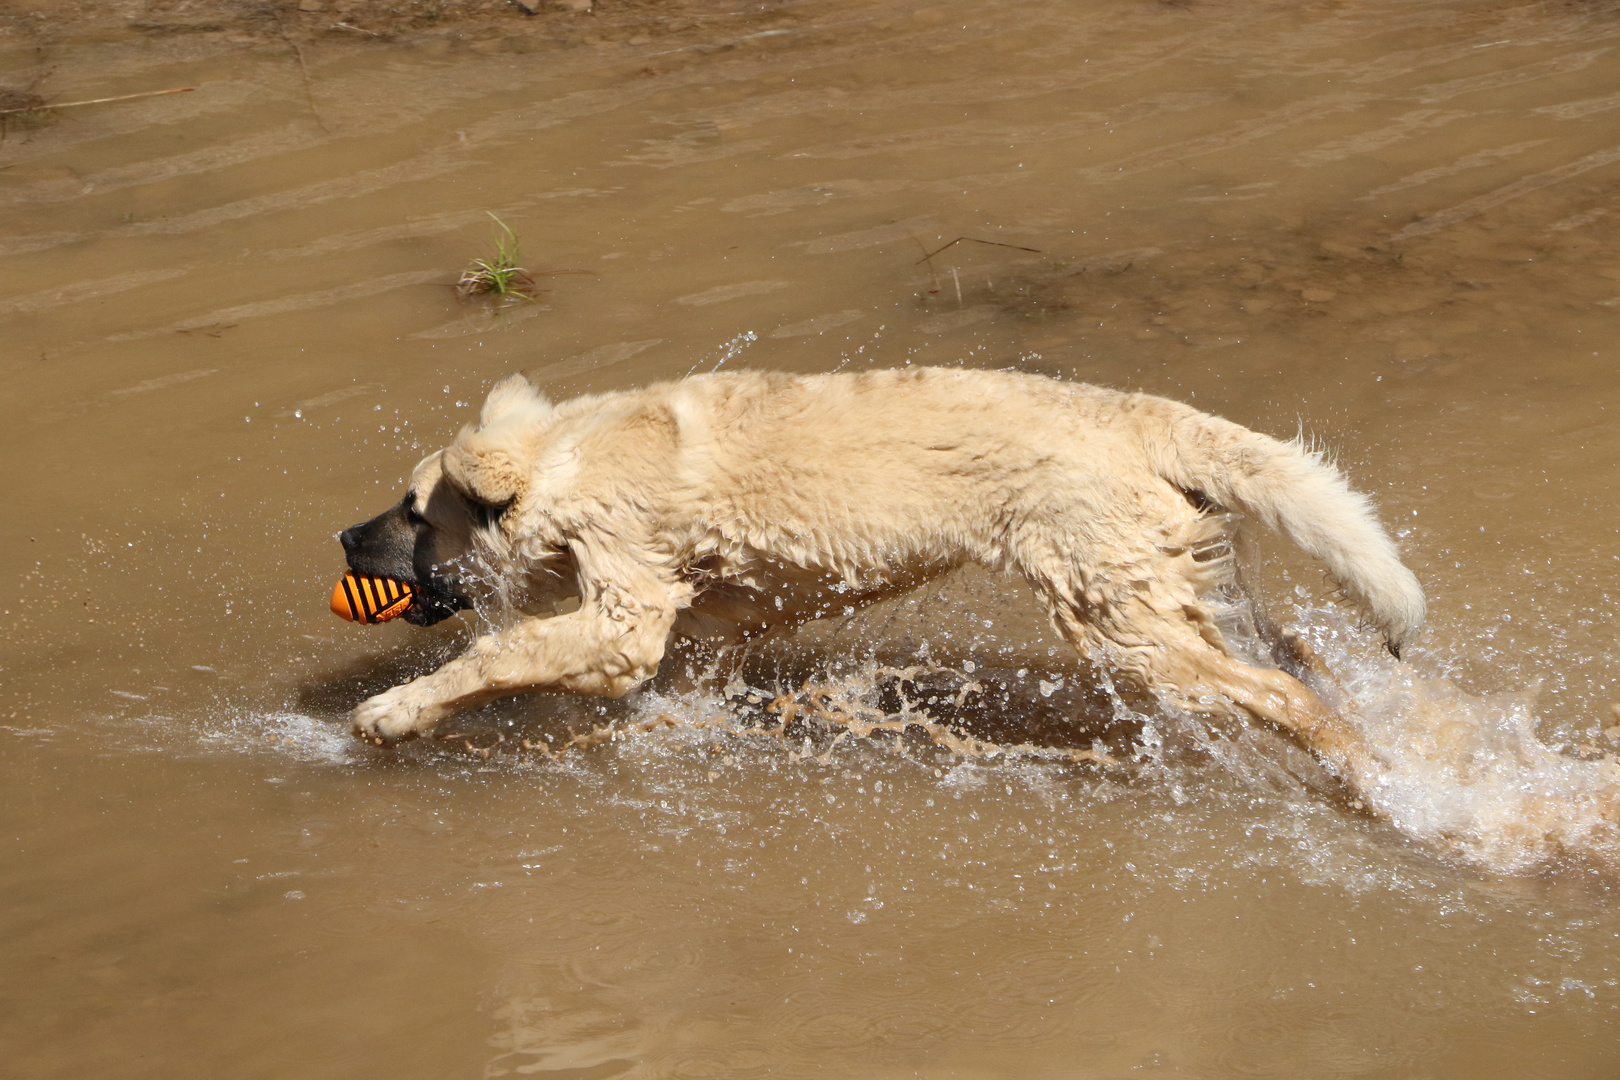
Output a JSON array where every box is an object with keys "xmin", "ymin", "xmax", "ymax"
[{"xmin": 1135, "ymin": 394, "xmax": 1425, "ymax": 654}]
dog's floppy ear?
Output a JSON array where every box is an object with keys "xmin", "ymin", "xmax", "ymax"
[
  {"xmin": 480, "ymin": 374, "xmax": 550, "ymax": 426},
  {"xmin": 442, "ymin": 432, "xmax": 525, "ymax": 507},
  {"xmin": 441, "ymin": 375, "xmax": 553, "ymax": 507}
]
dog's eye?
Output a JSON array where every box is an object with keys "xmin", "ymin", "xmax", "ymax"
[{"xmin": 406, "ymin": 504, "xmax": 428, "ymax": 526}]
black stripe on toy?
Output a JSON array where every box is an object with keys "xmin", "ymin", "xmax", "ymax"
[
  {"xmin": 361, "ymin": 577, "xmax": 383, "ymax": 620},
  {"xmin": 341, "ymin": 576, "xmax": 365, "ymax": 621}
]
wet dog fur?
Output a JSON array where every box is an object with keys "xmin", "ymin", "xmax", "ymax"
[{"xmin": 339, "ymin": 367, "xmax": 1424, "ymax": 778}]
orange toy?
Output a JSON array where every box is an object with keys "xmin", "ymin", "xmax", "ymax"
[{"xmin": 331, "ymin": 572, "xmax": 416, "ymax": 624}]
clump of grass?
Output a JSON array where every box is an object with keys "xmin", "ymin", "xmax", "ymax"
[{"xmin": 457, "ymin": 213, "xmax": 537, "ymax": 300}]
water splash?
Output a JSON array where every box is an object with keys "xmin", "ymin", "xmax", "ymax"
[
  {"xmin": 1287, "ymin": 606, "xmax": 1620, "ymax": 874},
  {"xmin": 197, "ymin": 707, "xmax": 361, "ymax": 765},
  {"xmin": 648, "ymin": 599, "xmax": 1620, "ymax": 877},
  {"xmin": 179, "ymin": 577, "xmax": 1620, "ymax": 878}
]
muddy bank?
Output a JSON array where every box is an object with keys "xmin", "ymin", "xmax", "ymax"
[{"xmin": 0, "ymin": 0, "xmax": 780, "ymax": 46}]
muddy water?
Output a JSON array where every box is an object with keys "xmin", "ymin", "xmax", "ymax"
[{"xmin": 6, "ymin": 0, "xmax": 1620, "ymax": 1074}]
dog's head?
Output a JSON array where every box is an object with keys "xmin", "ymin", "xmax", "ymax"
[
  {"xmin": 338, "ymin": 453, "xmax": 484, "ymax": 626},
  {"xmin": 339, "ymin": 376, "xmax": 555, "ymax": 626}
]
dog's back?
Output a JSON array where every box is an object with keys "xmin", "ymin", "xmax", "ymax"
[{"xmin": 645, "ymin": 367, "xmax": 1420, "ymax": 654}]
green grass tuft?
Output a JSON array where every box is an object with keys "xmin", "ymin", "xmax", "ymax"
[{"xmin": 457, "ymin": 213, "xmax": 537, "ymax": 299}]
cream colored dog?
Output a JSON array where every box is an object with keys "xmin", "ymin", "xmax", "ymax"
[{"xmin": 341, "ymin": 367, "xmax": 1423, "ymax": 777}]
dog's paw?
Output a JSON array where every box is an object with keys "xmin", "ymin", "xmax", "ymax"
[{"xmin": 352, "ymin": 685, "xmax": 442, "ymax": 743}]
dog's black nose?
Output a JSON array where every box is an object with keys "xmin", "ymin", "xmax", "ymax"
[{"xmin": 340, "ymin": 526, "xmax": 362, "ymax": 552}]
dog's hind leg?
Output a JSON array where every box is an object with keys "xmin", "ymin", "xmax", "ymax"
[
  {"xmin": 1016, "ymin": 490, "xmax": 1373, "ymax": 779},
  {"xmin": 1042, "ymin": 587, "xmax": 1372, "ymax": 782}
]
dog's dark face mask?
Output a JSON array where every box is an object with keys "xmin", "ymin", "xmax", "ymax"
[{"xmin": 339, "ymin": 459, "xmax": 487, "ymax": 626}]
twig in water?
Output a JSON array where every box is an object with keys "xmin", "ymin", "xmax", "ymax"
[
  {"xmin": 910, "ymin": 236, "xmax": 1042, "ymax": 299},
  {"xmin": 910, "ymin": 234, "xmax": 943, "ymax": 294},
  {"xmin": 0, "ymin": 86, "xmax": 193, "ymax": 116},
  {"xmin": 269, "ymin": 10, "xmax": 330, "ymax": 135},
  {"xmin": 913, "ymin": 236, "xmax": 1043, "ymax": 264}
]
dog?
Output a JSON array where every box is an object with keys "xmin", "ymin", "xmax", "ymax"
[{"xmin": 339, "ymin": 367, "xmax": 1424, "ymax": 779}]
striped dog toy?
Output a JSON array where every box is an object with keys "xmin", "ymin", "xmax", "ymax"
[{"xmin": 330, "ymin": 572, "xmax": 416, "ymax": 624}]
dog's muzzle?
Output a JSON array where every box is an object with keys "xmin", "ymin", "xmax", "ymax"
[
  {"xmin": 337, "ymin": 523, "xmax": 471, "ymax": 627},
  {"xmin": 402, "ymin": 584, "xmax": 471, "ymax": 627}
]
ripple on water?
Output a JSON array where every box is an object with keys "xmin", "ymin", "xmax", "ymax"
[{"xmin": 197, "ymin": 708, "xmax": 362, "ymax": 766}]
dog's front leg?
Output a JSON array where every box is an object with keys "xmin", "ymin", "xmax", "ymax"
[{"xmin": 352, "ymin": 571, "xmax": 681, "ymax": 742}]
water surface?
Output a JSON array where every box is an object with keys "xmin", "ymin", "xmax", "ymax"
[{"xmin": 5, "ymin": 0, "xmax": 1620, "ymax": 1075}]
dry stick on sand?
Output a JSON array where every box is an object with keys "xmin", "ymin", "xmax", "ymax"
[{"xmin": 0, "ymin": 86, "xmax": 193, "ymax": 116}]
